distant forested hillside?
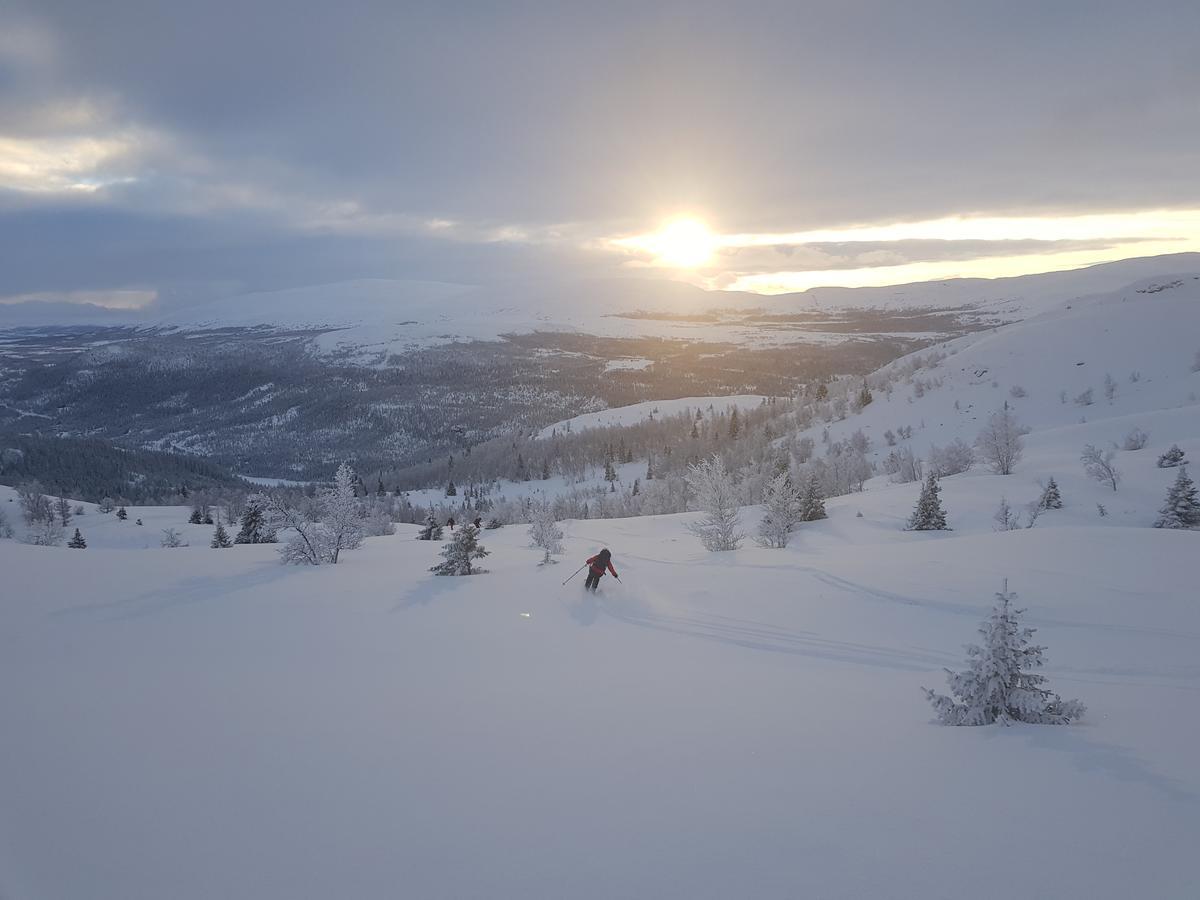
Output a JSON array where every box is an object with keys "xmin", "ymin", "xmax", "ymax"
[{"xmin": 0, "ymin": 434, "xmax": 245, "ymax": 503}]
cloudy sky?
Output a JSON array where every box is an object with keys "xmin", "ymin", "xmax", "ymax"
[{"xmin": 3, "ymin": 0, "xmax": 1199, "ymax": 310}]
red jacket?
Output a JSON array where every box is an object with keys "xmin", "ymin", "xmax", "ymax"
[{"xmin": 587, "ymin": 555, "xmax": 618, "ymax": 578}]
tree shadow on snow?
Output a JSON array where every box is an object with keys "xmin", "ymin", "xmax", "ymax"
[
  {"xmin": 392, "ymin": 575, "xmax": 476, "ymax": 611},
  {"xmin": 50, "ymin": 565, "xmax": 303, "ymax": 622},
  {"xmin": 989, "ymin": 725, "xmax": 1196, "ymax": 803}
]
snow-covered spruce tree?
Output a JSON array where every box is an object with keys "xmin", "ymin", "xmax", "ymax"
[
  {"xmin": 188, "ymin": 505, "xmax": 203, "ymax": 524},
  {"xmin": 1154, "ymin": 466, "xmax": 1200, "ymax": 529},
  {"xmin": 924, "ymin": 586, "xmax": 1085, "ymax": 725},
  {"xmin": 234, "ymin": 496, "xmax": 277, "ymax": 544},
  {"xmin": 211, "ymin": 521, "xmax": 232, "ymax": 549},
  {"xmin": 756, "ymin": 471, "xmax": 803, "ymax": 548},
  {"xmin": 1038, "ymin": 477, "xmax": 1063, "ymax": 510},
  {"xmin": 527, "ymin": 497, "xmax": 564, "ymax": 564},
  {"xmin": 1157, "ymin": 445, "xmax": 1186, "ymax": 468},
  {"xmin": 975, "ymin": 403, "xmax": 1025, "ymax": 475},
  {"xmin": 431, "ymin": 523, "xmax": 489, "ymax": 576},
  {"xmin": 417, "ymin": 510, "xmax": 444, "ymax": 541},
  {"xmin": 116, "ymin": 506, "xmax": 128, "ymax": 521},
  {"xmin": 56, "ymin": 496, "xmax": 72, "ymax": 527},
  {"xmin": 905, "ymin": 472, "xmax": 950, "ymax": 531},
  {"xmin": 1081, "ymin": 444, "xmax": 1120, "ymax": 491},
  {"xmin": 0, "ymin": 508, "xmax": 13, "ymax": 540},
  {"xmin": 67, "ymin": 528, "xmax": 87, "ymax": 549},
  {"xmin": 798, "ymin": 472, "xmax": 827, "ymax": 522},
  {"xmin": 684, "ymin": 455, "xmax": 744, "ymax": 551}
]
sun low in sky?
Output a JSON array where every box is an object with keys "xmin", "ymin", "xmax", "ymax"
[
  {"xmin": 614, "ymin": 218, "xmax": 719, "ymax": 269},
  {"xmin": 608, "ymin": 209, "xmax": 1200, "ymax": 294}
]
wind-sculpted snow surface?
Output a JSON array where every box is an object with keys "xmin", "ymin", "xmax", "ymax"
[{"xmin": 1, "ymin": 489, "xmax": 1197, "ymax": 900}]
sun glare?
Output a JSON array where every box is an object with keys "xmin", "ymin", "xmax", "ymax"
[{"xmin": 644, "ymin": 218, "xmax": 717, "ymax": 268}]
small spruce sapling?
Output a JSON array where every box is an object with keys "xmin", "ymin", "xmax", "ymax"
[
  {"xmin": 431, "ymin": 524, "xmax": 489, "ymax": 576},
  {"xmin": 1157, "ymin": 445, "xmax": 1186, "ymax": 468},
  {"xmin": 116, "ymin": 506, "xmax": 128, "ymax": 521},
  {"xmin": 923, "ymin": 584, "xmax": 1085, "ymax": 726},
  {"xmin": 417, "ymin": 511, "xmax": 444, "ymax": 541},
  {"xmin": 1038, "ymin": 477, "xmax": 1063, "ymax": 510},
  {"xmin": 67, "ymin": 528, "xmax": 87, "ymax": 549},
  {"xmin": 799, "ymin": 472, "xmax": 827, "ymax": 522},
  {"xmin": 211, "ymin": 520, "xmax": 232, "ymax": 548},
  {"xmin": 905, "ymin": 472, "xmax": 950, "ymax": 531},
  {"xmin": 1153, "ymin": 466, "xmax": 1200, "ymax": 529}
]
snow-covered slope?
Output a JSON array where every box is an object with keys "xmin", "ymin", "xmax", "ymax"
[
  {"xmin": 2, "ymin": 481, "xmax": 1197, "ymax": 899},
  {"xmin": 808, "ymin": 272, "xmax": 1200, "ymax": 509}
]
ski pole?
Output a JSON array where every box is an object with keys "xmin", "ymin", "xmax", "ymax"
[{"xmin": 562, "ymin": 564, "xmax": 587, "ymax": 586}]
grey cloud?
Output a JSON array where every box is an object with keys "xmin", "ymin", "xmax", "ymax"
[{"xmin": 3, "ymin": 0, "xmax": 1200, "ymax": 301}]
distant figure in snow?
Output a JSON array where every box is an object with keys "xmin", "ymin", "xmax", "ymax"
[
  {"xmin": 472, "ymin": 516, "xmax": 482, "ymax": 529},
  {"xmin": 447, "ymin": 516, "xmax": 456, "ymax": 531},
  {"xmin": 584, "ymin": 548, "xmax": 618, "ymax": 592}
]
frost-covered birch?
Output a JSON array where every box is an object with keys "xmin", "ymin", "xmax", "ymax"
[
  {"xmin": 528, "ymin": 497, "xmax": 565, "ymax": 564},
  {"xmin": 685, "ymin": 456, "xmax": 744, "ymax": 551},
  {"xmin": 756, "ymin": 471, "xmax": 803, "ymax": 548}
]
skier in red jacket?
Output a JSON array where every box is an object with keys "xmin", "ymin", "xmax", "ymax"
[{"xmin": 584, "ymin": 548, "xmax": 618, "ymax": 592}]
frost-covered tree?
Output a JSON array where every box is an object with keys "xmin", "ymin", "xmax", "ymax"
[
  {"xmin": 1153, "ymin": 466, "xmax": 1200, "ymax": 529},
  {"xmin": 188, "ymin": 505, "xmax": 204, "ymax": 524},
  {"xmin": 445, "ymin": 480, "xmax": 457, "ymax": 497},
  {"xmin": 993, "ymin": 497, "xmax": 1021, "ymax": 531},
  {"xmin": 1038, "ymin": 477, "xmax": 1063, "ymax": 510},
  {"xmin": 24, "ymin": 518, "xmax": 64, "ymax": 546},
  {"xmin": 975, "ymin": 404, "xmax": 1025, "ymax": 475},
  {"xmin": 0, "ymin": 508, "xmax": 13, "ymax": 540},
  {"xmin": 56, "ymin": 496, "xmax": 72, "ymax": 527},
  {"xmin": 210, "ymin": 521, "xmax": 232, "ymax": 549},
  {"xmin": 234, "ymin": 496, "xmax": 277, "ymax": 544},
  {"xmin": 905, "ymin": 472, "xmax": 949, "ymax": 531},
  {"xmin": 116, "ymin": 506, "xmax": 128, "ymax": 521},
  {"xmin": 319, "ymin": 462, "xmax": 365, "ymax": 564},
  {"xmin": 16, "ymin": 481, "xmax": 52, "ymax": 526},
  {"xmin": 161, "ymin": 528, "xmax": 186, "ymax": 548},
  {"xmin": 882, "ymin": 447, "xmax": 922, "ymax": 483},
  {"xmin": 1157, "ymin": 445, "xmax": 1186, "ymax": 468},
  {"xmin": 431, "ymin": 524, "xmax": 489, "ymax": 575},
  {"xmin": 1081, "ymin": 444, "xmax": 1120, "ymax": 491},
  {"xmin": 799, "ymin": 472, "xmax": 827, "ymax": 522},
  {"xmin": 684, "ymin": 456, "xmax": 743, "ymax": 551},
  {"xmin": 924, "ymin": 586, "xmax": 1085, "ymax": 725},
  {"xmin": 264, "ymin": 463, "xmax": 364, "ymax": 565},
  {"xmin": 928, "ymin": 439, "xmax": 974, "ymax": 477},
  {"xmin": 1103, "ymin": 372, "xmax": 1118, "ymax": 404},
  {"xmin": 756, "ymin": 471, "xmax": 803, "ymax": 548},
  {"xmin": 528, "ymin": 497, "xmax": 565, "ymax": 564},
  {"xmin": 1122, "ymin": 427, "xmax": 1149, "ymax": 451},
  {"xmin": 417, "ymin": 511, "xmax": 444, "ymax": 541},
  {"xmin": 67, "ymin": 528, "xmax": 87, "ymax": 549},
  {"xmin": 97, "ymin": 496, "xmax": 115, "ymax": 514}
]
